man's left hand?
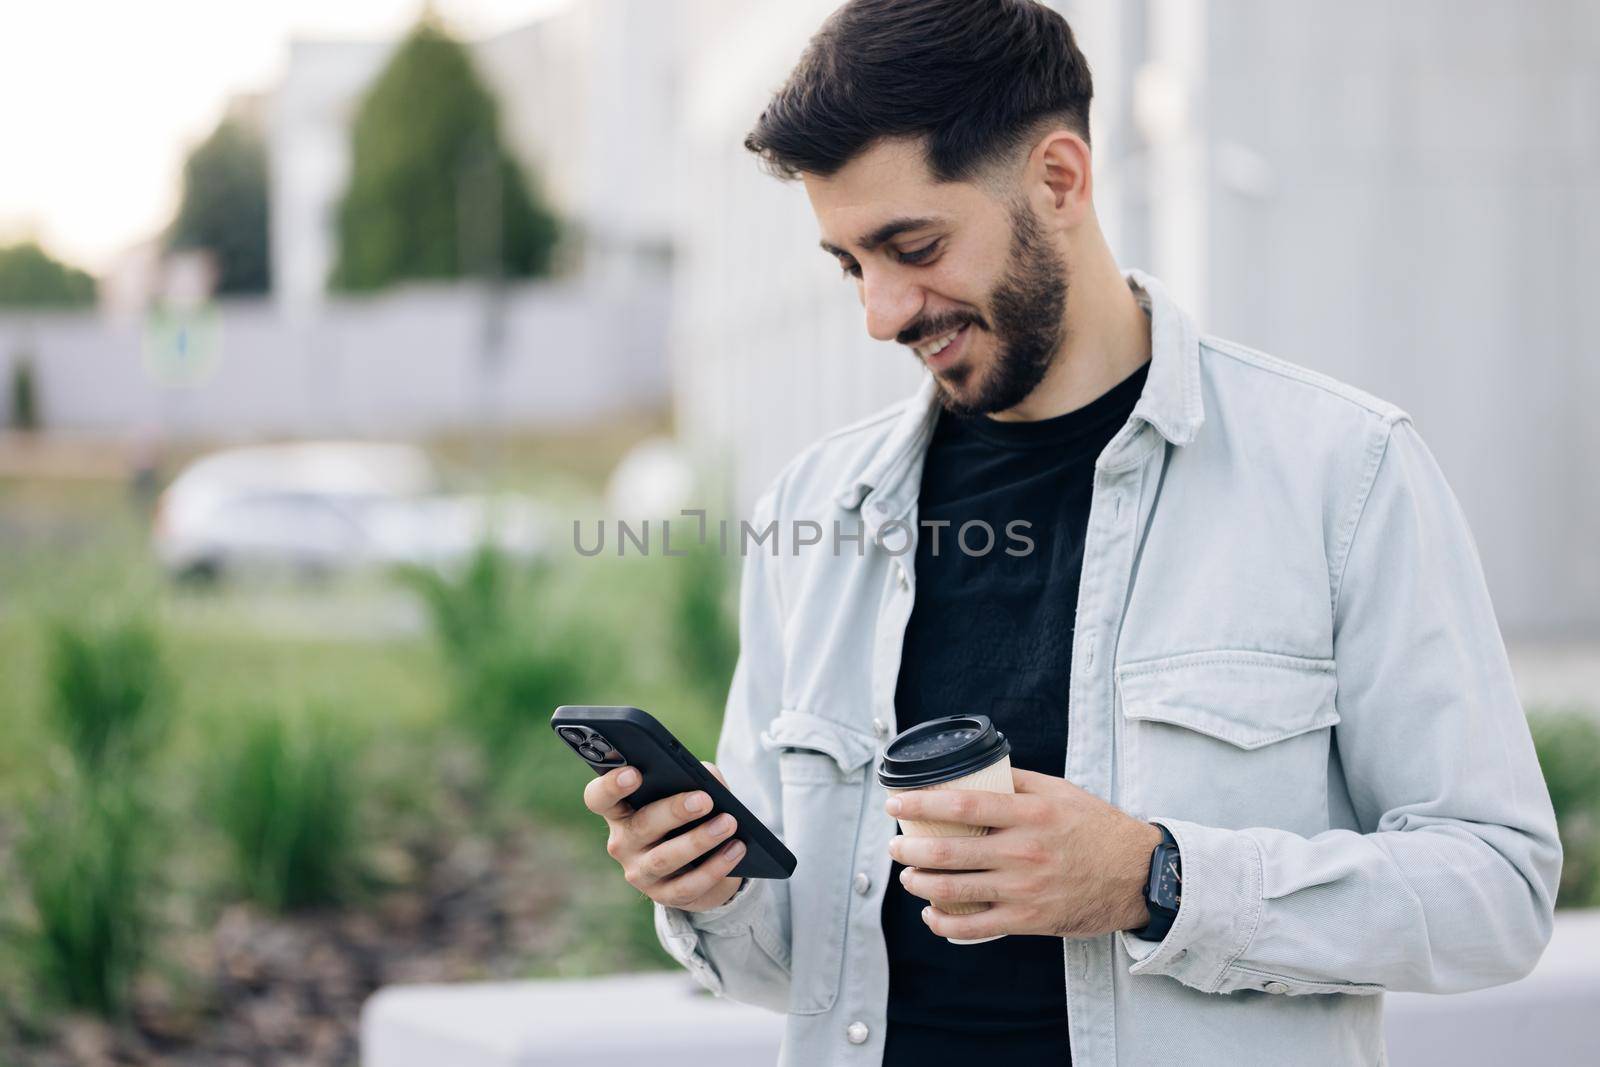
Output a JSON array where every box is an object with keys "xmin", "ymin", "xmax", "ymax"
[{"xmin": 886, "ymin": 768, "xmax": 1164, "ymax": 942}]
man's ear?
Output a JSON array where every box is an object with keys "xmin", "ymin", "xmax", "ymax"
[{"xmin": 1025, "ymin": 129, "xmax": 1093, "ymax": 230}]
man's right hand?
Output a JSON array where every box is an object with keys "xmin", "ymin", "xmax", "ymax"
[{"xmin": 584, "ymin": 761, "xmax": 746, "ymax": 912}]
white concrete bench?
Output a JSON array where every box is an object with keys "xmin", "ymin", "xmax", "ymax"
[
  {"xmin": 362, "ymin": 908, "xmax": 1600, "ymax": 1066},
  {"xmin": 361, "ymin": 970, "xmax": 783, "ymax": 1067}
]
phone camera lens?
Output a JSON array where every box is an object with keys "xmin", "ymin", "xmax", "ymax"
[
  {"xmin": 558, "ymin": 727, "xmax": 589, "ymax": 746},
  {"xmin": 577, "ymin": 742, "xmax": 606, "ymax": 762}
]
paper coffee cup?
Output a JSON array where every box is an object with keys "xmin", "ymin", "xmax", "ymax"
[{"xmin": 878, "ymin": 715, "xmax": 1014, "ymax": 945}]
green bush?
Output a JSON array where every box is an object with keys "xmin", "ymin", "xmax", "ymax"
[
  {"xmin": 1529, "ymin": 706, "xmax": 1600, "ymax": 908},
  {"xmin": 210, "ymin": 708, "xmax": 365, "ymax": 913},
  {"xmin": 44, "ymin": 616, "xmax": 168, "ymax": 774},
  {"xmin": 1535, "ymin": 708, "xmax": 1600, "ymax": 818},
  {"xmin": 7, "ymin": 778, "xmax": 157, "ymax": 1017},
  {"xmin": 8, "ymin": 354, "xmax": 38, "ymax": 431},
  {"xmin": 398, "ymin": 541, "xmax": 729, "ymax": 832},
  {"xmin": 1, "ymin": 614, "xmax": 171, "ymax": 1019}
]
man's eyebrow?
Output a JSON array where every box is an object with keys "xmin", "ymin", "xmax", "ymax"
[{"xmin": 819, "ymin": 216, "xmax": 946, "ymax": 257}]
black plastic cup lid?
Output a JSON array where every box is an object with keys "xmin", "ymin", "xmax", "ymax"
[{"xmin": 876, "ymin": 714, "xmax": 1011, "ymax": 789}]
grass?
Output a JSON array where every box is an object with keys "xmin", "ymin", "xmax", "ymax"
[
  {"xmin": 208, "ymin": 706, "xmax": 367, "ymax": 913},
  {"xmin": 396, "ymin": 537, "xmax": 733, "ymax": 826},
  {"xmin": 43, "ymin": 614, "xmax": 168, "ymax": 773},
  {"xmin": 6, "ymin": 776, "xmax": 160, "ymax": 1019},
  {"xmin": 0, "ymin": 609, "xmax": 173, "ymax": 1017}
]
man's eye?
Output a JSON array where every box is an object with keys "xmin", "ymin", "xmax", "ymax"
[
  {"xmin": 839, "ymin": 260, "xmax": 862, "ymax": 279},
  {"xmin": 898, "ymin": 242, "xmax": 940, "ymax": 265}
]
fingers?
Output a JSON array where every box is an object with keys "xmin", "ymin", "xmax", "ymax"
[
  {"xmin": 885, "ymin": 786, "xmax": 1039, "ymax": 828},
  {"xmin": 921, "ymin": 902, "xmax": 1013, "ymax": 942},
  {"xmin": 887, "ymin": 832, "xmax": 1003, "ymax": 871},
  {"xmin": 640, "ymin": 831, "xmax": 748, "ymax": 908},
  {"xmin": 898, "ymin": 866, "xmax": 1003, "ymax": 907},
  {"xmin": 583, "ymin": 765, "xmax": 641, "ymax": 820},
  {"xmin": 587, "ymin": 760, "xmax": 747, "ymax": 912},
  {"xmin": 624, "ymin": 788, "xmax": 715, "ymax": 851},
  {"xmin": 630, "ymin": 810, "xmax": 740, "ymax": 886}
]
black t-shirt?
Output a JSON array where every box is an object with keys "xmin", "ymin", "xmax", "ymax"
[{"xmin": 881, "ymin": 357, "xmax": 1151, "ymax": 1066}]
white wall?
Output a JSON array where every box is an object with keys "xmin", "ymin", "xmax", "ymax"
[{"xmin": 1194, "ymin": 0, "xmax": 1600, "ymax": 636}]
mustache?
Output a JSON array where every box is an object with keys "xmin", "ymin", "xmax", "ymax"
[{"xmin": 898, "ymin": 313, "xmax": 984, "ymax": 348}]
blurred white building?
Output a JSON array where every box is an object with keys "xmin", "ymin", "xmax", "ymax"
[{"xmin": 670, "ymin": 0, "xmax": 1600, "ymax": 638}]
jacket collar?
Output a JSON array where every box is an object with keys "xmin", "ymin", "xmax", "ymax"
[{"xmin": 832, "ymin": 267, "xmax": 1205, "ymax": 516}]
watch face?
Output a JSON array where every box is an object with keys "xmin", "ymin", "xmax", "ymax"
[{"xmin": 1153, "ymin": 846, "xmax": 1181, "ymax": 910}]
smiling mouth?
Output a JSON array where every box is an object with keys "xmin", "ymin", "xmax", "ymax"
[
  {"xmin": 913, "ymin": 326, "xmax": 965, "ymax": 359},
  {"xmin": 911, "ymin": 323, "xmax": 975, "ymax": 373}
]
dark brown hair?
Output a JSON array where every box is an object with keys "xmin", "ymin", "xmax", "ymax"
[{"xmin": 745, "ymin": 0, "xmax": 1094, "ymax": 183}]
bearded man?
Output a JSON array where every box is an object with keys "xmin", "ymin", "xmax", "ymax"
[{"xmin": 581, "ymin": 2, "xmax": 1563, "ymax": 1064}]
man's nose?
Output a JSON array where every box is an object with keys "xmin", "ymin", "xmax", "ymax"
[{"xmin": 861, "ymin": 269, "xmax": 923, "ymax": 344}]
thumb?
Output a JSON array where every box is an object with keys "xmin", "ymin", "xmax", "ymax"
[{"xmin": 701, "ymin": 760, "xmax": 728, "ymax": 787}]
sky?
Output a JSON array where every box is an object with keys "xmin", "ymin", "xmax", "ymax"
[{"xmin": 0, "ymin": 0, "xmax": 573, "ymax": 274}]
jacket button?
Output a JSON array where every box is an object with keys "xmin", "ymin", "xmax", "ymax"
[
  {"xmin": 846, "ymin": 1021, "xmax": 870, "ymax": 1044},
  {"xmin": 854, "ymin": 871, "xmax": 871, "ymax": 895},
  {"xmin": 1264, "ymin": 981, "xmax": 1289, "ymax": 994},
  {"xmin": 872, "ymin": 717, "xmax": 888, "ymax": 738},
  {"xmin": 895, "ymin": 563, "xmax": 910, "ymax": 590}
]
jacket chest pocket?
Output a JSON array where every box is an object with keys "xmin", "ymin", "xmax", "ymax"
[
  {"xmin": 757, "ymin": 709, "xmax": 877, "ymax": 1016},
  {"xmin": 1115, "ymin": 650, "xmax": 1340, "ymax": 836}
]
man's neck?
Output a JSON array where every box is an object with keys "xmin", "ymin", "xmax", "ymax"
[{"xmin": 987, "ymin": 252, "xmax": 1152, "ymax": 423}]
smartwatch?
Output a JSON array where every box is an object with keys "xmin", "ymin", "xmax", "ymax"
[{"xmin": 1131, "ymin": 822, "xmax": 1181, "ymax": 942}]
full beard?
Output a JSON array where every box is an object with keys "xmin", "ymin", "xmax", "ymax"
[{"xmin": 933, "ymin": 204, "xmax": 1069, "ymax": 418}]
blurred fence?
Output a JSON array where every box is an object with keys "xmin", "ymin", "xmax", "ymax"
[{"xmin": 0, "ymin": 273, "xmax": 668, "ymax": 440}]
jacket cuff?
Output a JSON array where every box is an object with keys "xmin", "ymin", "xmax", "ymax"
[
  {"xmin": 1114, "ymin": 817, "xmax": 1264, "ymax": 992},
  {"xmin": 687, "ymin": 876, "xmax": 764, "ymax": 933},
  {"xmin": 654, "ymin": 877, "xmax": 775, "ymax": 994}
]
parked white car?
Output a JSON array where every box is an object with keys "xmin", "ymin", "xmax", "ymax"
[{"xmin": 152, "ymin": 442, "xmax": 542, "ymax": 582}]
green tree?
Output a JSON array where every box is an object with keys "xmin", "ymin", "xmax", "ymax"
[
  {"xmin": 329, "ymin": 17, "xmax": 559, "ymax": 292},
  {"xmin": 166, "ymin": 114, "xmax": 271, "ymax": 295},
  {"xmin": 0, "ymin": 241, "xmax": 96, "ymax": 308}
]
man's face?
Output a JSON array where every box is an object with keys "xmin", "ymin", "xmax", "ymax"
[{"xmin": 804, "ymin": 138, "xmax": 1069, "ymax": 416}]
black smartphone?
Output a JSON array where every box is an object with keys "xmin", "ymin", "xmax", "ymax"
[{"xmin": 551, "ymin": 705, "xmax": 797, "ymax": 880}]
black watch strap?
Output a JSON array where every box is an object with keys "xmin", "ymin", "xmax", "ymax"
[{"xmin": 1131, "ymin": 823, "xmax": 1181, "ymax": 942}]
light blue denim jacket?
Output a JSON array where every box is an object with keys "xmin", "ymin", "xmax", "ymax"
[{"xmin": 655, "ymin": 268, "xmax": 1562, "ymax": 1066}]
